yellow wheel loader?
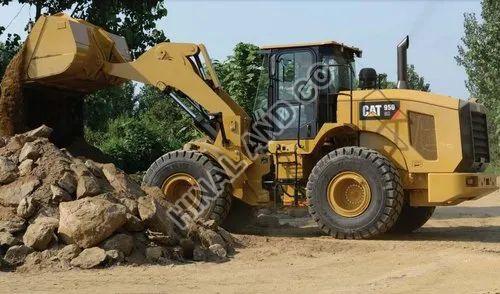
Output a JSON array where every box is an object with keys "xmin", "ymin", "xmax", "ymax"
[{"xmin": 3, "ymin": 13, "xmax": 498, "ymax": 238}]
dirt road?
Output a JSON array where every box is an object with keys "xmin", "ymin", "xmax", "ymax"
[{"xmin": 1, "ymin": 191, "xmax": 499, "ymax": 293}]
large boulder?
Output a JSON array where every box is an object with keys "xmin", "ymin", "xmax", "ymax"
[
  {"xmin": 105, "ymin": 249, "xmax": 124, "ymax": 264},
  {"xmin": 100, "ymin": 233, "xmax": 134, "ymax": 256},
  {"xmin": 0, "ymin": 231, "xmax": 20, "ymax": 248},
  {"xmin": 192, "ymin": 245, "xmax": 208, "ymax": 261},
  {"xmin": 57, "ymin": 244, "xmax": 81, "ymax": 262},
  {"xmin": 50, "ymin": 184, "xmax": 72, "ymax": 202},
  {"xmin": 2, "ymin": 135, "xmax": 26, "ymax": 157},
  {"xmin": 0, "ymin": 156, "xmax": 18, "ymax": 184},
  {"xmin": 18, "ymin": 159, "xmax": 33, "ymax": 176},
  {"xmin": 71, "ymin": 162, "xmax": 102, "ymax": 198},
  {"xmin": 96, "ymin": 192, "xmax": 138, "ymax": 215},
  {"xmin": 194, "ymin": 225, "xmax": 226, "ymax": 248},
  {"xmin": 57, "ymin": 171, "xmax": 77, "ymax": 195},
  {"xmin": 58, "ymin": 197, "xmax": 127, "ymax": 248},
  {"xmin": 16, "ymin": 196, "xmax": 36, "ymax": 219},
  {"xmin": 4, "ymin": 245, "xmax": 33, "ymax": 265},
  {"xmin": 76, "ymin": 175, "xmax": 101, "ymax": 199},
  {"xmin": 18, "ymin": 142, "xmax": 40, "ymax": 162},
  {"xmin": 0, "ymin": 219, "xmax": 26, "ymax": 234},
  {"xmin": 23, "ymin": 217, "xmax": 58, "ymax": 251},
  {"xmin": 208, "ymin": 244, "xmax": 227, "ymax": 260},
  {"xmin": 0, "ymin": 177, "xmax": 40, "ymax": 206},
  {"xmin": 101, "ymin": 163, "xmax": 144, "ymax": 197},
  {"xmin": 19, "ymin": 249, "xmax": 60, "ymax": 272},
  {"xmin": 23, "ymin": 125, "xmax": 53, "ymax": 140},
  {"xmin": 137, "ymin": 196, "xmax": 176, "ymax": 237},
  {"xmin": 145, "ymin": 246, "xmax": 165, "ymax": 263},
  {"xmin": 84, "ymin": 160, "xmax": 104, "ymax": 178},
  {"xmin": 70, "ymin": 247, "xmax": 107, "ymax": 269}
]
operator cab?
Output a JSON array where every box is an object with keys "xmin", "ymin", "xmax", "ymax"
[{"xmin": 251, "ymin": 41, "xmax": 362, "ymax": 147}]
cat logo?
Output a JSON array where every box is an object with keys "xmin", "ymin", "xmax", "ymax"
[
  {"xmin": 359, "ymin": 101, "xmax": 400, "ymax": 120},
  {"xmin": 362, "ymin": 105, "xmax": 383, "ymax": 117}
]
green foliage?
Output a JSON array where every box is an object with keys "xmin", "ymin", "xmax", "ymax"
[
  {"xmin": 0, "ymin": 34, "xmax": 22, "ymax": 77},
  {"xmin": 89, "ymin": 115, "xmax": 164, "ymax": 172},
  {"xmin": 74, "ymin": 1, "xmax": 168, "ymax": 59},
  {"xmin": 377, "ymin": 73, "xmax": 397, "ymax": 89},
  {"xmin": 135, "ymin": 85, "xmax": 199, "ymax": 151},
  {"xmin": 407, "ymin": 65, "xmax": 431, "ymax": 91},
  {"xmin": 85, "ymin": 85, "xmax": 198, "ymax": 173},
  {"xmin": 84, "ymin": 82, "xmax": 136, "ymax": 131},
  {"xmin": 456, "ymin": 0, "xmax": 500, "ymax": 167},
  {"xmin": 0, "ymin": 43, "xmax": 9, "ymax": 78},
  {"xmin": 214, "ymin": 43, "xmax": 263, "ymax": 114},
  {"xmin": 377, "ymin": 65, "xmax": 430, "ymax": 91}
]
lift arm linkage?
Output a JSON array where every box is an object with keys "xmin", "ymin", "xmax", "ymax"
[{"xmin": 103, "ymin": 42, "xmax": 250, "ymax": 149}]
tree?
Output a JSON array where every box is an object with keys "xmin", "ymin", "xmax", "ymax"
[
  {"xmin": 456, "ymin": 0, "xmax": 499, "ymax": 168},
  {"xmin": 83, "ymin": 82, "xmax": 136, "ymax": 131},
  {"xmin": 377, "ymin": 73, "xmax": 397, "ymax": 89},
  {"xmin": 407, "ymin": 65, "xmax": 431, "ymax": 91},
  {"xmin": 0, "ymin": 33, "xmax": 22, "ymax": 77},
  {"xmin": 135, "ymin": 85, "xmax": 199, "ymax": 152},
  {"xmin": 214, "ymin": 43, "xmax": 263, "ymax": 114},
  {"xmin": 377, "ymin": 64, "xmax": 430, "ymax": 91},
  {"xmin": 86, "ymin": 85, "xmax": 199, "ymax": 173}
]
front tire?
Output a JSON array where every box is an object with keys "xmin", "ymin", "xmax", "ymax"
[
  {"xmin": 143, "ymin": 150, "xmax": 231, "ymax": 226},
  {"xmin": 306, "ymin": 147, "xmax": 404, "ymax": 239}
]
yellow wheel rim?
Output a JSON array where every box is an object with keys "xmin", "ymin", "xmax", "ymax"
[
  {"xmin": 161, "ymin": 173, "xmax": 200, "ymax": 204},
  {"xmin": 327, "ymin": 171, "xmax": 371, "ymax": 217}
]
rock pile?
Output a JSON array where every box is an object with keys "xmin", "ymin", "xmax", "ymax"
[{"xmin": 0, "ymin": 126, "xmax": 237, "ymax": 271}]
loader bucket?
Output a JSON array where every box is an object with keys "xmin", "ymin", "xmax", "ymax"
[
  {"xmin": 0, "ymin": 13, "xmax": 130, "ymax": 145},
  {"xmin": 23, "ymin": 13, "xmax": 130, "ymax": 91}
]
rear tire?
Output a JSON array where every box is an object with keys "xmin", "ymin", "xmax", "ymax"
[
  {"xmin": 306, "ymin": 147, "xmax": 404, "ymax": 239},
  {"xmin": 389, "ymin": 195, "xmax": 435, "ymax": 233},
  {"xmin": 143, "ymin": 150, "xmax": 231, "ymax": 226}
]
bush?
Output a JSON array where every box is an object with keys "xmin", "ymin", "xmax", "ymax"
[
  {"xmin": 93, "ymin": 116, "xmax": 164, "ymax": 172},
  {"xmin": 84, "ymin": 85, "xmax": 200, "ymax": 173}
]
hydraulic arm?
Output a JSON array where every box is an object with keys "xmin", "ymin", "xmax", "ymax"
[
  {"xmin": 20, "ymin": 13, "xmax": 250, "ymax": 151},
  {"xmin": 103, "ymin": 42, "xmax": 250, "ymax": 149}
]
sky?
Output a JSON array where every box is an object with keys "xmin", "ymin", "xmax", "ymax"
[{"xmin": 0, "ymin": 0, "xmax": 482, "ymax": 99}]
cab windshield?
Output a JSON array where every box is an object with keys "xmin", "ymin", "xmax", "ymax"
[{"xmin": 321, "ymin": 54, "xmax": 355, "ymax": 93}]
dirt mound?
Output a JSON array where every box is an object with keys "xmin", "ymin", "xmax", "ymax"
[
  {"xmin": 0, "ymin": 46, "xmax": 25, "ymax": 137},
  {"xmin": 0, "ymin": 126, "xmax": 238, "ymax": 271}
]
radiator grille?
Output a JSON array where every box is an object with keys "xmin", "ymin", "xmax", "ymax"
[
  {"xmin": 457, "ymin": 101, "xmax": 490, "ymax": 172},
  {"xmin": 408, "ymin": 111, "xmax": 437, "ymax": 160},
  {"xmin": 470, "ymin": 111, "xmax": 490, "ymax": 163}
]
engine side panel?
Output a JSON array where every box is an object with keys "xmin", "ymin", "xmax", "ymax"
[{"xmin": 346, "ymin": 89, "xmax": 463, "ymax": 173}]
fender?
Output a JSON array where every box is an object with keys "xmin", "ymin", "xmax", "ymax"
[{"xmin": 359, "ymin": 131, "xmax": 408, "ymax": 171}]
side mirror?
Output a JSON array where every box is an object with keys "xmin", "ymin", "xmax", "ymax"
[{"xmin": 358, "ymin": 68, "xmax": 377, "ymax": 89}]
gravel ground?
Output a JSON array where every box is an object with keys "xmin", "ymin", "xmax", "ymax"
[{"xmin": 1, "ymin": 190, "xmax": 499, "ymax": 294}]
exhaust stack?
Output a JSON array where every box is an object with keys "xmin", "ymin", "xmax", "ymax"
[{"xmin": 396, "ymin": 35, "xmax": 409, "ymax": 89}]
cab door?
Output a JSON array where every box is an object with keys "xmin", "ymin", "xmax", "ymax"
[{"xmin": 271, "ymin": 49, "xmax": 318, "ymax": 140}]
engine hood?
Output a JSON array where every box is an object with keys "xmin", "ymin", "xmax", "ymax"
[{"xmin": 346, "ymin": 89, "xmax": 460, "ymax": 110}]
